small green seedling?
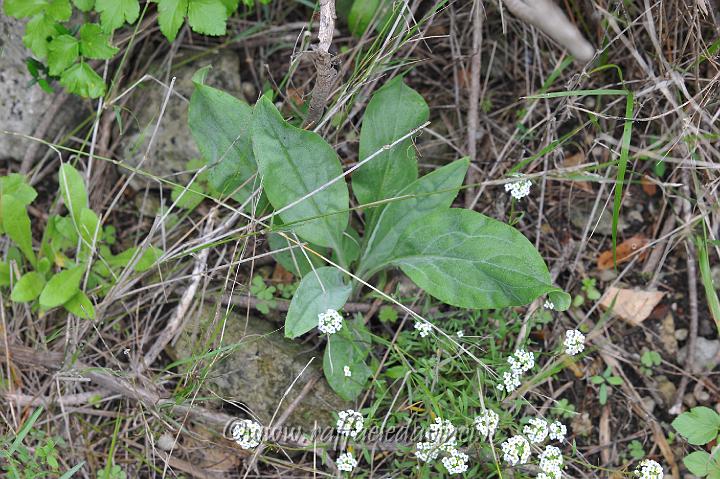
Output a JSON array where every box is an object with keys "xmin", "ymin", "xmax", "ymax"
[{"xmin": 589, "ymin": 366, "xmax": 623, "ymax": 405}]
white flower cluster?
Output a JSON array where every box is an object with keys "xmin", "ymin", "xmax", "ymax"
[
  {"xmin": 501, "ymin": 435, "xmax": 531, "ymax": 465},
  {"xmin": 523, "ymin": 417, "xmax": 549, "ymax": 444},
  {"xmin": 538, "ymin": 445, "xmax": 564, "ymax": 478},
  {"xmin": 414, "ymin": 319, "xmax": 433, "ymax": 337},
  {"xmin": 415, "ymin": 418, "xmax": 468, "ymax": 474},
  {"xmin": 343, "ymin": 365, "xmax": 352, "ymax": 377},
  {"xmin": 474, "ymin": 409, "xmax": 499, "ymax": 439},
  {"xmin": 498, "ymin": 348, "xmax": 535, "ymax": 393},
  {"xmin": 544, "ymin": 299, "xmax": 555, "ymax": 310},
  {"xmin": 336, "ymin": 409, "xmax": 364, "ymax": 438},
  {"xmin": 564, "ymin": 329, "xmax": 586, "ymax": 356},
  {"xmin": 549, "ymin": 420, "xmax": 567, "ymax": 441},
  {"xmin": 441, "ymin": 449, "xmax": 469, "ymax": 475},
  {"xmin": 230, "ymin": 419, "xmax": 263, "ymax": 449},
  {"xmin": 634, "ymin": 459, "xmax": 664, "ymax": 479},
  {"xmin": 318, "ymin": 309, "xmax": 343, "ymax": 334},
  {"xmin": 504, "ymin": 174, "xmax": 532, "ymax": 200},
  {"xmin": 336, "ymin": 451, "xmax": 358, "ymax": 472}
]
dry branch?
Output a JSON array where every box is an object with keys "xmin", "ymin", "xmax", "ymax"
[{"xmin": 302, "ymin": 0, "xmax": 337, "ymax": 128}]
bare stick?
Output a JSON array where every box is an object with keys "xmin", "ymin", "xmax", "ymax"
[
  {"xmin": 140, "ymin": 209, "xmax": 217, "ymax": 371},
  {"xmin": 464, "ymin": 1, "xmax": 484, "ymax": 208},
  {"xmin": 303, "ymin": 0, "xmax": 337, "ymax": 128},
  {"xmin": 500, "ymin": 0, "xmax": 594, "ymax": 62}
]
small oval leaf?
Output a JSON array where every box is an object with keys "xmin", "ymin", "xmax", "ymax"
[
  {"xmin": 285, "ymin": 266, "xmax": 351, "ymax": 338},
  {"xmin": 10, "ymin": 271, "xmax": 46, "ymax": 303},
  {"xmin": 40, "ymin": 266, "xmax": 84, "ymax": 308}
]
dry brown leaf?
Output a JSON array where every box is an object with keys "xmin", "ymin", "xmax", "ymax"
[
  {"xmin": 599, "ymin": 287, "xmax": 665, "ymax": 326},
  {"xmin": 641, "ymin": 175, "xmax": 657, "ymax": 196},
  {"xmin": 597, "ymin": 234, "xmax": 648, "ymax": 270},
  {"xmin": 563, "ymin": 152, "xmax": 593, "ymax": 192}
]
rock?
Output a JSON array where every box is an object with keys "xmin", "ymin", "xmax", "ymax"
[
  {"xmin": 683, "ymin": 392, "xmax": 697, "ymax": 408},
  {"xmin": 641, "ymin": 396, "xmax": 656, "ymax": 414},
  {"xmin": 694, "ymin": 388, "xmax": 710, "ymax": 403},
  {"xmin": 0, "ymin": 17, "xmax": 81, "ymax": 162},
  {"xmin": 119, "ymin": 51, "xmax": 244, "ymax": 188},
  {"xmin": 173, "ymin": 307, "xmax": 349, "ymax": 429},
  {"xmin": 655, "ymin": 375, "xmax": 676, "ymax": 407},
  {"xmin": 156, "ymin": 433, "xmax": 175, "ymax": 451},
  {"xmin": 659, "ymin": 314, "xmax": 678, "ymax": 355},
  {"xmin": 674, "ymin": 328, "xmax": 688, "ymax": 341},
  {"xmin": 679, "ymin": 337, "xmax": 720, "ymax": 372}
]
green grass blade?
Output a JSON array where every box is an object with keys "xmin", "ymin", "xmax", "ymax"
[
  {"xmin": 696, "ymin": 234, "xmax": 720, "ymax": 332},
  {"xmin": 612, "ymin": 91, "xmax": 634, "ymax": 267},
  {"xmin": 7, "ymin": 406, "xmax": 43, "ymax": 455},
  {"xmin": 58, "ymin": 462, "xmax": 86, "ymax": 479}
]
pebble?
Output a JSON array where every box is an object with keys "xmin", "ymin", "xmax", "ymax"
[
  {"xmin": 683, "ymin": 393, "xmax": 697, "ymax": 408},
  {"xmin": 641, "ymin": 396, "xmax": 656, "ymax": 414},
  {"xmin": 679, "ymin": 337, "xmax": 720, "ymax": 372},
  {"xmin": 156, "ymin": 433, "xmax": 175, "ymax": 451},
  {"xmin": 655, "ymin": 375, "xmax": 677, "ymax": 406},
  {"xmin": 674, "ymin": 328, "xmax": 688, "ymax": 341},
  {"xmin": 695, "ymin": 389, "xmax": 710, "ymax": 403}
]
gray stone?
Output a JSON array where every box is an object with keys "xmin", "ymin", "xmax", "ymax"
[
  {"xmin": 173, "ymin": 307, "xmax": 349, "ymax": 429},
  {"xmin": 119, "ymin": 51, "xmax": 244, "ymax": 188},
  {"xmin": 0, "ymin": 17, "xmax": 74, "ymax": 162},
  {"xmin": 679, "ymin": 337, "xmax": 720, "ymax": 373}
]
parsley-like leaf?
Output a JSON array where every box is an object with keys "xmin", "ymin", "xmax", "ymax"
[
  {"xmin": 4, "ymin": 0, "xmax": 48, "ymax": 18},
  {"xmin": 95, "ymin": 0, "xmax": 140, "ymax": 32},
  {"xmin": 157, "ymin": 0, "xmax": 188, "ymax": 41},
  {"xmin": 23, "ymin": 14, "xmax": 58, "ymax": 59},
  {"xmin": 47, "ymin": 0, "xmax": 72, "ymax": 21},
  {"xmin": 47, "ymin": 34, "xmax": 79, "ymax": 76},
  {"xmin": 79, "ymin": 24, "xmax": 119, "ymax": 59},
  {"xmin": 187, "ymin": 0, "xmax": 229, "ymax": 36},
  {"xmin": 60, "ymin": 62, "xmax": 106, "ymax": 98},
  {"xmin": 72, "ymin": 0, "xmax": 95, "ymax": 12}
]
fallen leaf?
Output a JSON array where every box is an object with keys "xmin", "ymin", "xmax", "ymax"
[
  {"xmin": 272, "ymin": 263, "xmax": 294, "ymax": 283},
  {"xmin": 641, "ymin": 175, "xmax": 657, "ymax": 196},
  {"xmin": 597, "ymin": 234, "xmax": 648, "ymax": 270},
  {"xmin": 599, "ymin": 287, "xmax": 664, "ymax": 326},
  {"xmin": 563, "ymin": 152, "xmax": 593, "ymax": 192}
]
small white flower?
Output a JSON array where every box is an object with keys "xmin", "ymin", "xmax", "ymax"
[
  {"xmin": 537, "ymin": 473, "xmax": 562, "ymax": 479},
  {"xmin": 336, "ymin": 409, "xmax": 364, "ymax": 438},
  {"xmin": 230, "ymin": 419, "xmax": 263, "ymax": 449},
  {"xmin": 318, "ymin": 309, "xmax": 343, "ymax": 335},
  {"xmin": 425, "ymin": 417, "xmax": 456, "ymax": 450},
  {"xmin": 544, "ymin": 300, "xmax": 555, "ymax": 310},
  {"xmin": 501, "ymin": 435, "xmax": 531, "ymax": 465},
  {"xmin": 564, "ymin": 329, "xmax": 586, "ymax": 356},
  {"xmin": 441, "ymin": 449, "xmax": 469, "ymax": 474},
  {"xmin": 415, "ymin": 441, "xmax": 441, "ymax": 462},
  {"xmin": 496, "ymin": 370, "xmax": 521, "ymax": 393},
  {"xmin": 414, "ymin": 319, "xmax": 433, "ymax": 337},
  {"xmin": 336, "ymin": 452, "xmax": 358, "ymax": 472},
  {"xmin": 504, "ymin": 174, "xmax": 532, "ymax": 200},
  {"xmin": 539, "ymin": 445, "xmax": 564, "ymax": 475},
  {"xmin": 508, "ymin": 348, "xmax": 535, "ymax": 374},
  {"xmin": 343, "ymin": 365, "xmax": 352, "ymax": 377},
  {"xmin": 456, "ymin": 330, "xmax": 464, "ymax": 338},
  {"xmin": 474, "ymin": 409, "xmax": 499, "ymax": 439},
  {"xmin": 549, "ymin": 421, "xmax": 567, "ymax": 441},
  {"xmin": 634, "ymin": 459, "xmax": 664, "ymax": 479},
  {"xmin": 524, "ymin": 417, "xmax": 549, "ymax": 444}
]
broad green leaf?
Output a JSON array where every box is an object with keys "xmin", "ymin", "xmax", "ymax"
[
  {"xmin": 0, "ymin": 262, "xmax": 12, "ymax": 287},
  {"xmin": 189, "ymin": 82, "xmax": 256, "ymax": 204},
  {"xmin": 392, "ymin": 209, "xmax": 562, "ymax": 310},
  {"xmin": 285, "ymin": 266, "xmax": 351, "ymax": 338},
  {"xmin": 95, "ymin": 0, "xmax": 140, "ymax": 32},
  {"xmin": 2, "ymin": 195, "xmax": 37, "ymax": 266},
  {"xmin": 23, "ymin": 14, "xmax": 58, "ymax": 59},
  {"xmin": 110, "ymin": 246, "xmax": 163, "ymax": 272},
  {"xmin": 10, "ymin": 272, "xmax": 46, "ymax": 302},
  {"xmin": 4, "ymin": 0, "xmax": 47, "ymax": 17},
  {"xmin": 47, "ymin": 34, "xmax": 79, "ymax": 76},
  {"xmin": 64, "ymin": 291, "xmax": 95, "ymax": 319},
  {"xmin": 220, "ymin": 0, "xmax": 238, "ymax": 14},
  {"xmin": 59, "ymin": 163, "xmax": 89, "ymax": 225},
  {"xmin": 72, "ymin": 0, "xmax": 95, "ymax": 12},
  {"xmin": 47, "ymin": 0, "xmax": 72, "ymax": 21},
  {"xmin": 684, "ymin": 451, "xmax": 711, "ymax": 476},
  {"xmin": 39, "ymin": 266, "xmax": 84, "ymax": 308},
  {"xmin": 187, "ymin": 0, "xmax": 228, "ymax": 36},
  {"xmin": 359, "ymin": 158, "xmax": 468, "ymax": 276},
  {"xmin": 157, "ymin": 0, "xmax": 188, "ymax": 41},
  {"xmin": 60, "ymin": 62, "xmax": 106, "ymax": 98},
  {"xmin": 78, "ymin": 208, "xmax": 101, "ymax": 245},
  {"xmin": 252, "ymin": 96, "xmax": 349, "ymax": 250},
  {"xmin": 323, "ymin": 320, "xmax": 373, "ymax": 401},
  {"xmin": 268, "ymin": 232, "xmax": 324, "ymax": 277},
  {"xmin": 348, "ymin": 0, "xmax": 381, "ymax": 36},
  {"xmin": 79, "ymin": 24, "xmax": 119, "ymax": 60},
  {"xmin": 0, "ymin": 174, "xmax": 38, "ymax": 206},
  {"xmin": 672, "ymin": 406, "xmax": 720, "ymax": 445},
  {"xmin": 171, "ymin": 180, "xmax": 205, "ymax": 210},
  {"xmin": 352, "ymin": 77, "xmax": 428, "ymax": 228}
]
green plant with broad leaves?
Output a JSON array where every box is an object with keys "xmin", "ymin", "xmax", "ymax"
[
  {"xmin": 672, "ymin": 406, "xmax": 720, "ymax": 478},
  {"xmin": 0, "ymin": 166, "xmax": 162, "ymax": 319},
  {"xmin": 188, "ymin": 71, "xmax": 570, "ymax": 401},
  {"xmin": 3, "ymin": 0, "xmax": 269, "ymax": 98}
]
